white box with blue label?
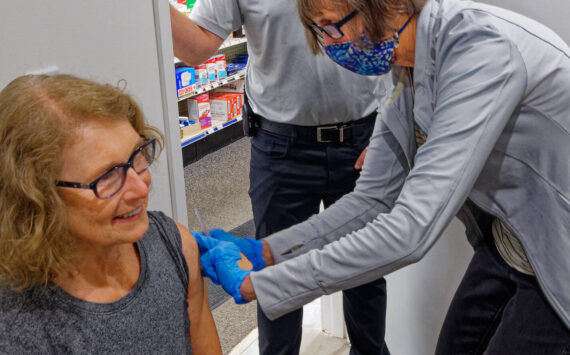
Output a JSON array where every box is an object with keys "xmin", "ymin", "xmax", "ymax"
[{"xmin": 175, "ymin": 67, "xmax": 196, "ymax": 97}]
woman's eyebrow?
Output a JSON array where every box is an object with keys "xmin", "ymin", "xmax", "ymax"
[{"xmin": 89, "ymin": 137, "xmax": 147, "ymax": 179}]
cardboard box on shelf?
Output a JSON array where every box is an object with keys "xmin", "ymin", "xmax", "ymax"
[
  {"xmin": 206, "ymin": 57, "xmax": 217, "ymax": 84},
  {"xmin": 181, "ymin": 120, "xmax": 201, "ymax": 139},
  {"xmin": 195, "ymin": 64, "xmax": 208, "ymax": 88},
  {"xmin": 214, "ymin": 54, "xmax": 227, "ymax": 80},
  {"xmin": 210, "ymin": 92, "xmax": 233, "ymax": 122},
  {"xmin": 175, "ymin": 67, "xmax": 196, "ymax": 97},
  {"xmin": 233, "ymin": 93, "xmax": 243, "ymax": 118},
  {"xmin": 187, "ymin": 93, "xmax": 212, "ymax": 129}
]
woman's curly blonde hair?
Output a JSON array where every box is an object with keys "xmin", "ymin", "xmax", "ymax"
[
  {"xmin": 297, "ymin": 0, "xmax": 424, "ymax": 54},
  {"xmin": 0, "ymin": 74, "xmax": 163, "ymax": 291}
]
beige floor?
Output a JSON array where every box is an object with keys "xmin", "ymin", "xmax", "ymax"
[
  {"xmin": 231, "ymin": 327, "xmax": 350, "ymax": 355},
  {"xmin": 184, "ymin": 137, "xmax": 253, "ymax": 233},
  {"xmin": 184, "ymin": 137, "xmax": 257, "ymax": 353},
  {"xmin": 212, "ymin": 301, "xmax": 258, "ymax": 355},
  {"xmin": 229, "ymin": 298, "xmax": 350, "ymax": 355}
]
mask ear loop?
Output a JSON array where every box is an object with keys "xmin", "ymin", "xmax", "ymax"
[{"xmin": 394, "ymin": 13, "xmax": 416, "ymax": 49}]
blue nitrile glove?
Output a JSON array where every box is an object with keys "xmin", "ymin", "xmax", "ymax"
[
  {"xmin": 201, "ymin": 241, "xmax": 251, "ymax": 304},
  {"xmin": 208, "ymin": 229, "xmax": 265, "ymax": 271},
  {"xmin": 191, "ymin": 231, "xmax": 222, "ymax": 284},
  {"xmin": 191, "ymin": 231, "xmax": 215, "ymax": 256}
]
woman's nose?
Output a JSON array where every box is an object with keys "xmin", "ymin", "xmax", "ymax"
[
  {"xmin": 322, "ymin": 33, "xmax": 349, "ymax": 46},
  {"xmin": 122, "ymin": 167, "xmax": 150, "ymax": 200}
]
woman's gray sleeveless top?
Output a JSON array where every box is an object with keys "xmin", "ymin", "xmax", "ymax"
[{"xmin": 0, "ymin": 211, "xmax": 193, "ymax": 354}]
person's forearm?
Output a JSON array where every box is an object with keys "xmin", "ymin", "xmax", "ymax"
[
  {"xmin": 239, "ymin": 275, "xmax": 256, "ymax": 301},
  {"xmin": 262, "ymin": 240, "xmax": 275, "ymax": 267},
  {"xmin": 169, "ymin": 5, "xmax": 225, "ymax": 66},
  {"xmin": 238, "ymin": 242, "xmax": 272, "ymax": 301}
]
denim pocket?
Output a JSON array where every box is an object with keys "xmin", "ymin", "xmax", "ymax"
[{"xmin": 251, "ymin": 129, "xmax": 291, "ymax": 159}]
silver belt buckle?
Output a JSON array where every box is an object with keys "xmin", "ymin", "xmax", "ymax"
[{"xmin": 317, "ymin": 125, "xmax": 344, "ymax": 143}]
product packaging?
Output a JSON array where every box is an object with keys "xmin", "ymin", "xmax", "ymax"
[
  {"xmin": 209, "ymin": 92, "xmax": 233, "ymax": 122},
  {"xmin": 175, "ymin": 67, "xmax": 196, "ymax": 97},
  {"xmin": 195, "ymin": 64, "xmax": 208, "ymax": 88},
  {"xmin": 206, "ymin": 57, "xmax": 218, "ymax": 83},
  {"xmin": 187, "ymin": 93, "xmax": 212, "ymax": 129},
  {"xmin": 214, "ymin": 54, "xmax": 227, "ymax": 80}
]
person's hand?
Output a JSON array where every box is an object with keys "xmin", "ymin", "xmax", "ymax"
[
  {"xmin": 191, "ymin": 231, "xmax": 222, "ymax": 283},
  {"xmin": 207, "ymin": 229, "xmax": 265, "ymax": 271},
  {"xmin": 197, "ymin": 235, "xmax": 251, "ymax": 304},
  {"xmin": 354, "ymin": 145, "xmax": 369, "ymax": 170}
]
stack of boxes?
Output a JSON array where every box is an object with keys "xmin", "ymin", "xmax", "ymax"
[
  {"xmin": 209, "ymin": 78, "xmax": 244, "ymax": 124},
  {"xmin": 186, "ymin": 89, "xmax": 244, "ymax": 131},
  {"xmin": 175, "ymin": 54, "xmax": 227, "ymax": 97},
  {"xmin": 179, "ymin": 53, "xmax": 244, "ymax": 140},
  {"xmin": 173, "ymin": 0, "xmax": 246, "ymax": 141},
  {"xmin": 210, "ymin": 92, "xmax": 243, "ymax": 124}
]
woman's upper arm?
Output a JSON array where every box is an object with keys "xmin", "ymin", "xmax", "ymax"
[{"xmin": 177, "ymin": 222, "xmax": 222, "ymax": 355}]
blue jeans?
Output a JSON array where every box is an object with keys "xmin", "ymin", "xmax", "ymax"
[
  {"xmin": 249, "ymin": 125, "xmax": 389, "ymax": 355},
  {"xmin": 436, "ymin": 230, "xmax": 570, "ymax": 354}
]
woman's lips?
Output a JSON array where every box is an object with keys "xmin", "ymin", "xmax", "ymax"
[{"xmin": 114, "ymin": 206, "xmax": 143, "ymax": 221}]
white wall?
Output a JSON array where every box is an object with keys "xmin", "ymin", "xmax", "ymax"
[
  {"xmin": 0, "ymin": 1, "xmax": 187, "ymax": 223},
  {"xmin": 477, "ymin": 0, "xmax": 570, "ymax": 42},
  {"xmin": 384, "ymin": 219, "xmax": 472, "ymax": 354}
]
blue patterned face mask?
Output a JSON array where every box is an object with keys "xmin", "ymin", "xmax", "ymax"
[{"xmin": 323, "ymin": 14, "xmax": 414, "ymax": 76}]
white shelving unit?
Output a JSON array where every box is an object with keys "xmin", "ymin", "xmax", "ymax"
[
  {"xmin": 174, "ymin": 37, "xmax": 247, "ymax": 65},
  {"xmin": 181, "ymin": 116, "xmax": 243, "ymax": 147},
  {"xmin": 176, "ymin": 37, "xmax": 247, "ymax": 147}
]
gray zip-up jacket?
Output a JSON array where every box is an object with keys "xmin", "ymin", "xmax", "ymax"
[{"xmin": 250, "ymin": 0, "xmax": 570, "ymax": 328}]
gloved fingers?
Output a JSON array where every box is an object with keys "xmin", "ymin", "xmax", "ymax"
[
  {"xmin": 208, "ymin": 229, "xmax": 238, "ymax": 242},
  {"xmin": 207, "ymin": 230, "xmax": 264, "ymax": 270},
  {"xmin": 199, "ymin": 251, "xmax": 220, "ymax": 284},
  {"xmin": 211, "ymin": 254, "xmax": 251, "ymax": 304},
  {"xmin": 202, "ymin": 241, "xmax": 251, "ymax": 303},
  {"xmin": 230, "ymin": 270, "xmax": 251, "ymax": 304},
  {"xmin": 241, "ymin": 239, "xmax": 265, "ymax": 271},
  {"xmin": 200, "ymin": 240, "xmax": 242, "ymax": 284},
  {"xmin": 191, "ymin": 230, "xmax": 220, "ymax": 255}
]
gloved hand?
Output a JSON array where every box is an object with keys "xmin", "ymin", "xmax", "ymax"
[
  {"xmin": 191, "ymin": 231, "xmax": 222, "ymax": 283},
  {"xmin": 208, "ymin": 229, "xmax": 265, "ymax": 271},
  {"xmin": 198, "ymin": 235, "xmax": 251, "ymax": 304}
]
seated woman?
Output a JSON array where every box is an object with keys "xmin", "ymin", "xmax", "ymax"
[{"xmin": 0, "ymin": 74, "xmax": 222, "ymax": 354}]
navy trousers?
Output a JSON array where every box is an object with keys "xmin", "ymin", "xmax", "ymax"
[
  {"xmin": 249, "ymin": 125, "xmax": 389, "ymax": 355},
  {"xmin": 436, "ymin": 230, "xmax": 570, "ymax": 354}
]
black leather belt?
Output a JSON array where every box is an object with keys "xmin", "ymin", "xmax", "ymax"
[{"xmin": 255, "ymin": 111, "xmax": 376, "ymax": 143}]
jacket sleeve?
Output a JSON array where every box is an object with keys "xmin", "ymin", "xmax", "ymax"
[{"xmin": 252, "ymin": 13, "xmax": 528, "ymax": 320}]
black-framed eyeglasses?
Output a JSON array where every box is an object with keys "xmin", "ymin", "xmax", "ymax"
[
  {"xmin": 311, "ymin": 10, "xmax": 359, "ymax": 40},
  {"xmin": 56, "ymin": 137, "xmax": 156, "ymax": 200}
]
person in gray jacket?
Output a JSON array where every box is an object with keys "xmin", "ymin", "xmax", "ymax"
[{"xmin": 194, "ymin": 0, "xmax": 570, "ymax": 353}]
